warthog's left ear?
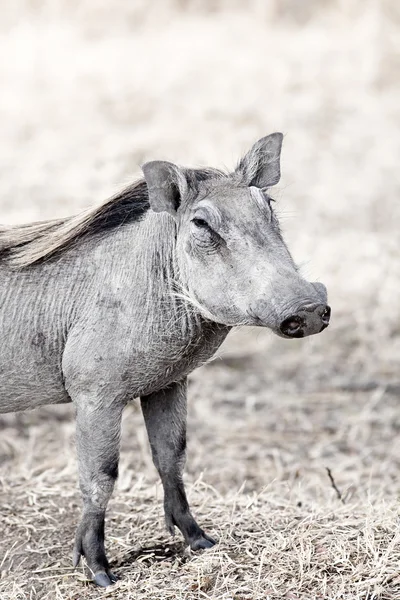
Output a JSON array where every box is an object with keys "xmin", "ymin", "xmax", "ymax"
[
  {"xmin": 142, "ymin": 161, "xmax": 187, "ymax": 216},
  {"xmin": 235, "ymin": 132, "xmax": 283, "ymax": 189}
]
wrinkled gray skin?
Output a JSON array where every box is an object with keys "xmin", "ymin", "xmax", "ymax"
[{"xmin": 0, "ymin": 134, "xmax": 330, "ymax": 587}]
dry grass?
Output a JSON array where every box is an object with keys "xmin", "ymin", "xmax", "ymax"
[
  {"xmin": 1, "ymin": 373, "xmax": 400, "ymax": 599},
  {"xmin": 1, "ymin": 1, "xmax": 400, "ymax": 599}
]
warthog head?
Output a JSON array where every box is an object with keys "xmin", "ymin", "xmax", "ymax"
[{"xmin": 143, "ymin": 133, "xmax": 330, "ymax": 338}]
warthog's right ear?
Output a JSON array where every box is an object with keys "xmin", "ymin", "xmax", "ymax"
[
  {"xmin": 142, "ymin": 161, "xmax": 187, "ymax": 216},
  {"xmin": 235, "ymin": 132, "xmax": 283, "ymax": 189}
]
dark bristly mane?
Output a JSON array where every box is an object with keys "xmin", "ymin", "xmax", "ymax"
[{"xmin": 0, "ymin": 179, "xmax": 150, "ymax": 269}]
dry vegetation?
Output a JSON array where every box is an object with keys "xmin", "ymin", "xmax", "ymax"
[{"xmin": 0, "ymin": 1, "xmax": 400, "ymax": 598}]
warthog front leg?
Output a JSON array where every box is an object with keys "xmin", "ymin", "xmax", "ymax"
[
  {"xmin": 72, "ymin": 399, "xmax": 124, "ymax": 587},
  {"xmin": 141, "ymin": 378, "xmax": 216, "ymax": 550}
]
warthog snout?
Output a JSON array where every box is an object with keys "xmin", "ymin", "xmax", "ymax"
[{"xmin": 280, "ymin": 303, "xmax": 331, "ymax": 338}]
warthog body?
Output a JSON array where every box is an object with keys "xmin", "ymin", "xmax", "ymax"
[{"xmin": 0, "ymin": 134, "xmax": 330, "ymax": 586}]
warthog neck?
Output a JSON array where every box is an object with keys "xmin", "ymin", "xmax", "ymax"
[{"xmin": 57, "ymin": 212, "xmax": 232, "ymax": 396}]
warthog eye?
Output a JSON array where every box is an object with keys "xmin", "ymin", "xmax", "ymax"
[
  {"xmin": 192, "ymin": 218, "xmax": 209, "ymax": 229},
  {"xmin": 191, "ymin": 215, "xmax": 223, "ymax": 249}
]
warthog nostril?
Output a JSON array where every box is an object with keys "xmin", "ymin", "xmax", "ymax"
[
  {"xmin": 280, "ymin": 315, "xmax": 305, "ymax": 338},
  {"xmin": 280, "ymin": 304, "xmax": 331, "ymax": 338},
  {"xmin": 321, "ymin": 305, "xmax": 331, "ymax": 325}
]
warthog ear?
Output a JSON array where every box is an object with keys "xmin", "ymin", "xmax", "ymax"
[
  {"xmin": 142, "ymin": 161, "xmax": 187, "ymax": 216},
  {"xmin": 235, "ymin": 132, "xmax": 283, "ymax": 189}
]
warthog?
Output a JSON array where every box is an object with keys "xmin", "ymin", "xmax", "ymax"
[{"xmin": 0, "ymin": 134, "xmax": 330, "ymax": 586}]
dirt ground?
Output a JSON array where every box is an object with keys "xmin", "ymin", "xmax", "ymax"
[{"xmin": 0, "ymin": 1, "xmax": 399, "ymax": 599}]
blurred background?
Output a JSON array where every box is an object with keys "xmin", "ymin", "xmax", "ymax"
[
  {"xmin": 0, "ymin": 1, "xmax": 399, "ymax": 596},
  {"xmin": 1, "ymin": 0, "xmax": 399, "ymax": 356}
]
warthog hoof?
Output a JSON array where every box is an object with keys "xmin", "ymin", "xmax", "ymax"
[
  {"xmin": 93, "ymin": 571, "xmax": 118, "ymax": 587},
  {"xmin": 73, "ymin": 512, "xmax": 117, "ymax": 587},
  {"xmin": 190, "ymin": 533, "xmax": 217, "ymax": 551}
]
